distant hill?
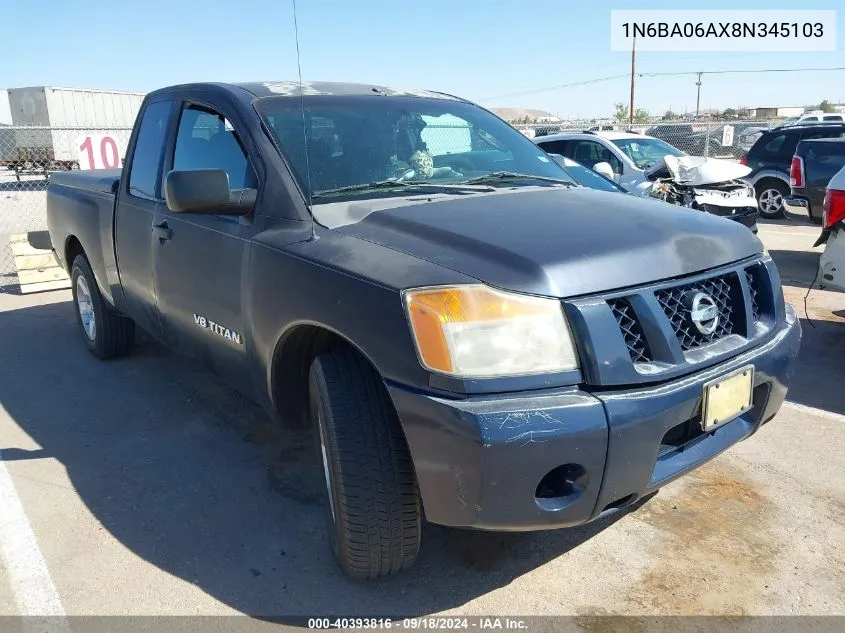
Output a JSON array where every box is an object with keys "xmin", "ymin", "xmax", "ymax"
[{"xmin": 490, "ymin": 107, "xmax": 556, "ymax": 122}]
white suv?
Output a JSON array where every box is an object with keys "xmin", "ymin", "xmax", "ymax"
[{"xmin": 534, "ymin": 131, "xmax": 687, "ymax": 195}]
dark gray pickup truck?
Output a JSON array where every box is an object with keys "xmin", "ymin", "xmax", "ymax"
[{"xmin": 47, "ymin": 81, "xmax": 801, "ymax": 580}]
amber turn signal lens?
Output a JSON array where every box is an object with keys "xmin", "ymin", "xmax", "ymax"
[{"xmin": 403, "ymin": 285, "xmax": 579, "ymax": 378}]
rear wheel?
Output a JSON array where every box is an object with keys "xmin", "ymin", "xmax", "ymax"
[
  {"xmin": 756, "ymin": 180, "xmax": 788, "ymax": 219},
  {"xmin": 308, "ymin": 347, "xmax": 421, "ymax": 579},
  {"xmin": 70, "ymin": 255, "xmax": 135, "ymax": 359}
]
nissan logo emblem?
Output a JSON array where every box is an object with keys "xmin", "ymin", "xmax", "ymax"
[{"xmin": 690, "ymin": 292, "xmax": 719, "ymax": 335}]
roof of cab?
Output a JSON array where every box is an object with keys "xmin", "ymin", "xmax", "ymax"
[
  {"xmin": 236, "ymin": 81, "xmax": 461, "ymax": 100},
  {"xmin": 145, "ymin": 81, "xmax": 464, "ymax": 105}
]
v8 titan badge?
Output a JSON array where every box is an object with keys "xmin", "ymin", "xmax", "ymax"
[{"xmin": 193, "ymin": 313, "xmax": 243, "ymax": 345}]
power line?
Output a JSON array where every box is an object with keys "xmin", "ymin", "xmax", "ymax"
[
  {"xmin": 480, "ymin": 66, "xmax": 845, "ymax": 101},
  {"xmin": 639, "ymin": 66, "xmax": 845, "ymax": 78},
  {"xmin": 480, "ymin": 73, "xmax": 630, "ymax": 101}
]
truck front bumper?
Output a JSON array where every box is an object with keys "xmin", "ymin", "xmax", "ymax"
[{"xmin": 388, "ymin": 306, "xmax": 801, "ymax": 531}]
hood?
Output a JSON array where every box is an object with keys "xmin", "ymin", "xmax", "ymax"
[
  {"xmin": 664, "ymin": 155, "xmax": 751, "ymax": 186},
  {"xmin": 337, "ymin": 187, "xmax": 762, "ymax": 298}
]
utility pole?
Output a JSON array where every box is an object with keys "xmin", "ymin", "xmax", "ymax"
[
  {"xmin": 629, "ymin": 34, "xmax": 636, "ymax": 125},
  {"xmin": 695, "ymin": 72, "xmax": 703, "ymax": 117}
]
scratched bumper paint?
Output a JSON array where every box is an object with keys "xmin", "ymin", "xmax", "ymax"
[{"xmin": 387, "ymin": 306, "xmax": 801, "ymax": 531}]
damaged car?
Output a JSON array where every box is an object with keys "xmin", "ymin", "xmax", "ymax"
[
  {"xmin": 534, "ymin": 131, "xmax": 759, "ymax": 231},
  {"xmin": 648, "ymin": 155, "xmax": 760, "ymax": 233}
]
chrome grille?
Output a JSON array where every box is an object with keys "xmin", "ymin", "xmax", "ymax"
[
  {"xmin": 655, "ymin": 275, "xmax": 737, "ymax": 350},
  {"xmin": 608, "ymin": 299, "xmax": 652, "ymax": 363}
]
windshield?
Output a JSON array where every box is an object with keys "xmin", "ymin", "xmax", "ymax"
[
  {"xmin": 561, "ymin": 158, "xmax": 625, "ymax": 193},
  {"xmin": 255, "ymin": 96, "xmax": 573, "ymax": 202},
  {"xmin": 611, "ymin": 137, "xmax": 686, "ymax": 170}
]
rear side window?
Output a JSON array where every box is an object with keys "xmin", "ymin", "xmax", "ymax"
[
  {"xmin": 536, "ymin": 140, "xmax": 568, "ymax": 156},
  {"xmin": 570, "ymin": 140, "xmax": 622, "ymax": 174},
  {"xmin": 799, "ymin": 127, "xmax": 845, "ymax": 142},
  {"xmin": 128, "ymin": 100, "xmax": 173, "ymax": 199},
  {"xmin": 754, "ymin": 132, "xmax": 798, "ymax": 159},
  {"xmin": 823, "ymin": 115, "xmax": 843, "ymax": 121}
]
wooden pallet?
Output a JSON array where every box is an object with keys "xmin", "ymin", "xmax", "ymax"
[{"xmin": 10, "ymin": 232, "xmax": 71, "ymax": 294}]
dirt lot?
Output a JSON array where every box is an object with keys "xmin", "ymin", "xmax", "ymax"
[{"xmin": 0, "ymin": 218, "xmax": 843, "ymax": 625}]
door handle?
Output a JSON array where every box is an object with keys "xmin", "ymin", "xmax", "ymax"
[{"xmin": 153, "ymin": 222, "xmax": 172, "ymax": 241}]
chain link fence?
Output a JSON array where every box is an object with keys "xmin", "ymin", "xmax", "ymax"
[
  {"xmin": 512, "ymin": 119, "xmax": 781, "ymax": 160},
  {"xmin": 0, "ymin": 126, "xmax": 133, "ymax": 292}
]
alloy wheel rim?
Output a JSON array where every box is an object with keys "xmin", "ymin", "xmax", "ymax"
[
  {"xmin": 760, "ymin": 189, "xmax": 783, "ymax": 214},
  {"xmin": 75, "ymin": 276, "xmax": 96, "ymax": 341}
]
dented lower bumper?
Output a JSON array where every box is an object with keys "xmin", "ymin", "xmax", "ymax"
[{"xmin": 388, "ymin": 307, "xmax": 801, "ymax": 530}]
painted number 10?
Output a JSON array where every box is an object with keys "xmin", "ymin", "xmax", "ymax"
[{"xmin": 78, "ymin": 136, "xmax": 121, "ymax": 169}]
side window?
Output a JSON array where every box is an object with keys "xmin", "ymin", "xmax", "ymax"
[
  {"xmin": 761, "ymin": 133, "xmax": 798, "ymax": 159},
  {"xmin": 128, "ymin": 100, "xmax": 173, "ymax": 200},
  {"xmin": 173, "ymin": 105, "xmax": 255, "ymax": 190},
  {"xmin": 761, "ymin": 134, "xmax": 786, "ymax": 154},
  {"xmin": 823, "ymin": 115, "xmax": 843, "ymax": 122},
  {"xmin": 537, "ymin": 140, "xmax": 567, "ymax": 156},
  {"xmin": 571, "ymin": 141, "xmax": 621, "ymax": 174},
  {"xmin": 799, "ymin": 129, "xmax": 838, "ymax": 143}
]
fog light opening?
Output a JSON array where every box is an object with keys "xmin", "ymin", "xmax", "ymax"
[{"xmin": 535, "ymin": 464, "xmax": 588, "ymax": 511}]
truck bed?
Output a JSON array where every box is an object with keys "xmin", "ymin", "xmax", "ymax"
[
  {"xmin": 46, "ymin": 169, "xmax": 122, "ymax": 306},
  {"xmin": 50, "ymin": 169, "xmax": 122, "ymax": 195}
]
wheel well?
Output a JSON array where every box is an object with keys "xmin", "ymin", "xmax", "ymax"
[
  {"xmin": 754, "ymin": 177, "xmax": 788, "ymax": 196},
  {"xmin": 65, "ymin": 236, "xmax": 84, "ymax": 272},
  {"xmin": 271, "ymin": 325, "xmax": 367, "ymax": 426}
]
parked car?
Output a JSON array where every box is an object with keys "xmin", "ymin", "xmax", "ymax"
[
  {"xmin": 534, "ymin": 131, "xmax": 758, "ymax": 230},
  {"xmin": 545, "ymin": 152, "xmax": 758, "ymax": 231},
  {"xmin": 47, "ymin": 81, "xmax": 801, "ymax": 580},
  {"xmin": 741, "ymin": 123, "xmax": 845, "ymax": 218},
  {"xmin": 534, "ymin": 131, "xmax": 686, "ymax": 194},
  {"xmin": 783, "ymin": 138, "xmax": 845, "ymax": 224},
  {"xmin": 776, "ymin": 112, "xmax": 844, "ymax": 127},
  {"xmin": 645, "ymin": 123, "xmax": 697, "ymax": 152},
  {"xmin": 815, "ymin": 164, "xmax": 845, "ymax": 291},
  {"xmin": 649, "ymin": 155, "xmax": 759, "ymax": 233}
]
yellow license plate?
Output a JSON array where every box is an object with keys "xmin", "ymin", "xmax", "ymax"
[{"xmin": 701, "ymin": 366, "xmax": 754, "ymax": 432}]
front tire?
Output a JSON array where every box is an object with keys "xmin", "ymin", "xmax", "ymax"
[
  {"xmin": 308, "ymin": 348, "xmax": 421, "ymax": 579},
  {"xmin": 70, "ymin": 255, "xmax": 135, "ymax": 359},
  {"xmin": 756, "ymin": 180, "xmax": 788, "ymax": 219}
]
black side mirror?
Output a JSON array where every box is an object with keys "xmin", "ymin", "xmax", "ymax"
[{"xmin": 164, "ymin": 169, "xmax": 255, "ymax": 215}]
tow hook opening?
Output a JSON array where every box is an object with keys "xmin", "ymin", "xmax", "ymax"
[{"xmin": 535, "ymin": 464, "xmax": 588, "ymax": 511}]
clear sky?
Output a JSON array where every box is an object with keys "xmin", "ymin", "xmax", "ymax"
[{"xmin": 3, "ymin": 0, "xmax": 844, "ymax": 119}]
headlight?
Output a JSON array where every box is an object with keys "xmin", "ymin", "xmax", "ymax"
[{"xmin": 403, "ymin": 285, "xmax": 579, "ymax": 378}]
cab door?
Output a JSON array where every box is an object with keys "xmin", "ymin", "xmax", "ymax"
[
  {"xmin": 113, "ymin": 98, "xmax": 175, "ymax": 338},
  {"xmin": 151, "ymin": 97, "xmax": 261, "ymax": 393}
]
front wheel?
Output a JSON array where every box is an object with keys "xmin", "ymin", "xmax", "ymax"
[
  {"xmin": 308, "ymin": 348, "xmax": 421, "ymax": 579},
  {"xmin": 70, "ymin": 255, "xmax": 135, "ymax": 359}
]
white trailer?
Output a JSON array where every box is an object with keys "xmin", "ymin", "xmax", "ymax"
[
  {"xmin": 0, "ymin": 90, "xmax": 14, "ymax": 169},
  {"xmin": 6, "ymin": 86, "xmax": 145, "ymax": 176},
  {"xmin": 0, "ymin": 90, "xmax": 12, "ymax": 125}
]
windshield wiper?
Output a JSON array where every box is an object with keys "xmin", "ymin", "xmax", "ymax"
[
  {"xmin": 459, "ymin": 172, "xmax": 576, "ymax": 187},
  {"xmin": 312, "ymin": 180, "xmax": 493, "ymax": 198}
]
